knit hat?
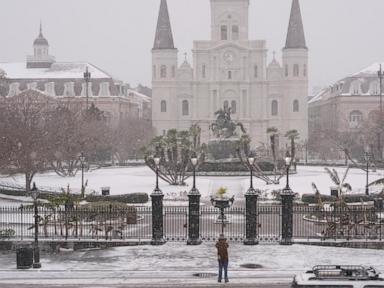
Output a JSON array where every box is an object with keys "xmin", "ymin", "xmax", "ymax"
[{"xmin": 219, "ymin": 234, "xmax": 226, "ymax": 240}]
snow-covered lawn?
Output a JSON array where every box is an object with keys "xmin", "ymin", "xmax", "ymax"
[{"xmin": 1, "ymin": 165, "xmax": 383, "ymax": 202}]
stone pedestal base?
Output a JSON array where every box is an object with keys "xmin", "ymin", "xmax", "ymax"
[{"xmin": 187, "ymin": 238, "xmax": 202, "ymax": 246}]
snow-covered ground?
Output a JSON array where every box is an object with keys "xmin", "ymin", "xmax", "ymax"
[{"xmin": 1, "ymin": 165, "xmax": 383, "ymax": 203}]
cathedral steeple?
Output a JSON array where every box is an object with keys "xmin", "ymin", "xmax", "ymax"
[
  {"xmin": 153, "ymin": 0, "xmax": 175, "ymax": 50},
  {"xmin": 285, "ymin": 0, "xmax": 307, "ymax": 50}
]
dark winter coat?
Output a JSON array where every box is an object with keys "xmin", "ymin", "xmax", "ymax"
[{"xmin": 216, "ymin": 239, "xmax": 229, "ymax": 262}]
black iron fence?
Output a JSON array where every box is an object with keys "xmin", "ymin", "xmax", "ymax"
[{"xmin": 0, "ymin": 203, "xmax": 383, "ymax": 243}]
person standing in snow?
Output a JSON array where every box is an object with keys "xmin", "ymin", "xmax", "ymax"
[{"xmin": 216, "ymin": 234, "xmax": 229, "ymax": 283}]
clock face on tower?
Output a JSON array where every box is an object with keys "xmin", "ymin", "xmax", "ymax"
[{"xmin": 223, "ymin": 50, "xmax": 235, "ymax": 65}]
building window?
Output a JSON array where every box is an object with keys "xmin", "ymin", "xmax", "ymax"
[
  {"xmin": 224, "ymin": 100, "xmax": 229, "ymax": 110},
  {"xmin": 293, "ymin": 100, "xmax": 299, "ymax": 112},
  {"xmin": 182, "ymin": 100, "xmax": 189, "ymax": 116},
  {"xmin": 153, "ymin": 65, "xmax": 156, "ymax": 79},
  {"xmin": 202, "ymin": 64, "xmax": 206, "ymax": 79},
  {"xmin": 349, "ymin": 110, "xmax": 363, "ymax": 127},
  {"xmin": 271, "ymin": 100, "xmax": 278, "ymax": 116},
  {"xmin": 231, "ymin": 100, "xmax": 237, "ymax": 114},
  {"xmin": 254, "ymin": 65, "xmax": 258, "ymax": 78},
  {"xmin": 161, "ymin": 100, "xmax": 167, "ymax": 112},
  {"xmin": 293, "ymin": 64, "xmax": 299, "ymax": 77},
  {"xmin": 370, "ymin": 81, "xmax": 380, "ymax": 95},
  {"xmin": 351, "ymin": 81, "xmax": 361, "ymax": 95},
  {"xmin": 221, "ymin": 25, "xmax": 228, "ymax": 40},
  {"xmin": 160, "ymin": 65, "xmax": 167, "ymax": 78},
  {"xmin": 172, "ymin": 66, "xmax": 176, "ymax": 78},
  {"xmin": 285, "ymin": 65, "xmax": 289, "ymax": 77},
  {"xmin": 303, "ymin": 64, "xmax": 307, "ymax": 77},
  {"xmin": 232, "ymin": 25, "xmax": 239, "ymax": 40},
  {"xmin": 228, "ymin": 71, "xmax": 232, "ymax": 80}
]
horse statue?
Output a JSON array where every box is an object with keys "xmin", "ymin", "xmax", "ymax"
[{"xmin": 210, "ymin": 106, "xmax": 246, "ymax": 138}]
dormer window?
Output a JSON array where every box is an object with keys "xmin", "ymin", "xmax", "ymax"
[
  {"xmin": 370, "ymin": 81, "xmax": 380, "ymax": 95},
  {"xmin": 351, "ymin": 80, "xmax": 361, "ymax": 95}
]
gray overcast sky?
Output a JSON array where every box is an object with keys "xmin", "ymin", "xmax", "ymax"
[{"xmin": 0, "ymin": 0, "xmax": 383, "ymax": 94}]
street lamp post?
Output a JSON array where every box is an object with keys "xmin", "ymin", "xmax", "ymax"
[
  {"xmin": 285, "ymin": 152, "xmax": 292, "ymax": 190},
  {"xmin": 364, "ymin": 149, "xmax": 372, "ymax": 196},
  {"xmin": 248, "ymin": 156, "xmax": 255, "ymax": 190},
  {"xmin": 79, "ymin": 153, "xmax": 86, "ymax": 198},
  {"xmin": 154, "ymin": 156, "xmax": 160, "ymax": 192},
  {"xmin": 377, "ymin": 65, "xmax": 383, "ymax": 160},
  {"xmin": 31, "ymin": 183, "xmax": 41, "ymax": 269},
  {"xmin": 83, "ymin": 66, "xmax": 91, "ymax": 110},
  {"xmin": 191, "ymin": 156, "xmax": 198, "ymax": 191}
]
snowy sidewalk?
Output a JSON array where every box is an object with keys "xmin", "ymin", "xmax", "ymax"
[{"xmin": 1, "ymin": 242, "xmax": 384, "ymax": 287}]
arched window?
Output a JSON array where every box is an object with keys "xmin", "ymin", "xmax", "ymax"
[
  {"xmin": 369, "ymin": 110, "xmax": 380, "ymax": 122},
  {"xmin": 254, "ymin": 65, "xmax": 258, "ymax": 78},
  {"xmin": 172, "ymin": 66, "xmax": 176, "ymax": 78},
  {"xmin": 303, "ymin": 64, "xmax": 307, "ymax": 77},
  {"xmin": 161, "ymin": 100, "xmax": 167, "ymax": 113},
  {"xmin": 349, "ymin": 110, "xmax": 363, "ymax": 127},
  {"xmin": 293, "ymin": 64, "xmax": 299, "ymax": 77},
  {"xmin": 153, "ymin": 65, "xmax": 156, "ymax": 79},
  {"xmin": 231, "ymin": 100, "xmax": 237, "ymax": 114},
  {"xmin": 228, "ymin": 71, "xmax": 232, "ymax": 80},
  {"xmin": 182, "ymin": 100, "xmax": 189, "ymax": 116},
  {"xmin": 293, "ymin": 100, "xmax": 299, "ymax": 112},
  {"xmin": 232, "ymin": 25, "xmax": 239, "ymax": 40},
  {"xmin": 285, "ymin": 65, "xmax": 289, "ymax": 77},
  {"xmin": 221, "ymin": 25, "xmax": 228, "ymax": 40},
  {"xmin": 202, "ymin": 64, "xmax": 206, "ymax": 79},
  {"xmin": 271, "ymin": 100, "xmax": 278, "ymax": 116},
  {"xmin": 224, "ymin": 100, "xmax": 229, "ymax": 110},
  {"xmin": 160, "ymin": 65, "xmax": 167, "ymax": 78}
]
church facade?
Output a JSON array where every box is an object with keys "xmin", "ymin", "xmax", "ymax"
[{"xmin": 152, "ymin": 0, "xmax": 309, "ymax": 148}]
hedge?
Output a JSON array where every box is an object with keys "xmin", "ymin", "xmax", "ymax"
[
  {"xmin": 302, "ymin": 193, "xmax": 381, "ymax": 204},
  {"xmin": 0, "ymin": 188, "xmax": 149, "ymax": 204}
]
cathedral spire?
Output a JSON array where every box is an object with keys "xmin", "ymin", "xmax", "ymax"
[
  {"xmin": 285, "ymin": 0, "xmax": 307, "ymax": 49},
  {"xmin": 153, "ymin": 0, "xmax": 175, "ymax": 50}
]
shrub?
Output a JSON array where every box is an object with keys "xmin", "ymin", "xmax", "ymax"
[
  {"xmin": 301, "ymin": 193, "xmax": 337, "ymax": 204},
  {"xmin": 85, "ymin": 193, "xmax": 148, "ymax": 204}
]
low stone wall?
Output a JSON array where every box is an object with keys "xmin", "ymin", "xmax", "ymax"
[
  {"xmin": 0, "ymin": 240, "xmax": 151, "ymax": 252},
  {"xmin": 295, "ymin": 240, "xmax": 384, "ymax": 250}
]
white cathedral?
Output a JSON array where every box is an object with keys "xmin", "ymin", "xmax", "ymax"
[{"xmin": 152, "ymin": 0, "xmax": 308, "ymax": 147}]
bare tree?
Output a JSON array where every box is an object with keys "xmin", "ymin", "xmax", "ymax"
[
  {"xmin": 0, "ymin": 90, "xmax": 56, "ymax": 192},
  {"xmin": 111, "ymin": 118, "xmax": 153, "ymax": 164}
]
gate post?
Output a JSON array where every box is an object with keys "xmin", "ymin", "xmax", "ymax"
[
  {"xmin": 187, "ymin": 188, "xmax": 202, "ymax": 245},
  {"xmin": 280, "ymin": 187, "xmax": 294, "ymax": 245},
  {"xmin": 151, "ymin": 188, "xmax": 166, "ymax": 245},
  {"xmin": 244, "ymin": 188, "xmax": 260, "ymax": 245}
]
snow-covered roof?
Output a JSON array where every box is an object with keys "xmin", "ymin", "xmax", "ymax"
[
  {"xmin": 354, "ymin": 62, "xmax": 384, "ymax": 76},
  {"xmin": 0, "ymin": 62, "xmax": 112, "ymax": 80},
  {"xmin": 309, "ymin": 61, "xmax": 383, "ymax": 105}
]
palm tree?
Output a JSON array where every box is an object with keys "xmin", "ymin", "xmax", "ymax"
[
  {"xmin": 285, "ymin": 130, "xmax": 300, "ymax": 170},
  {"xmin": 324, "ymin": 167, "xmax": 352, "ymax": 202}
]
